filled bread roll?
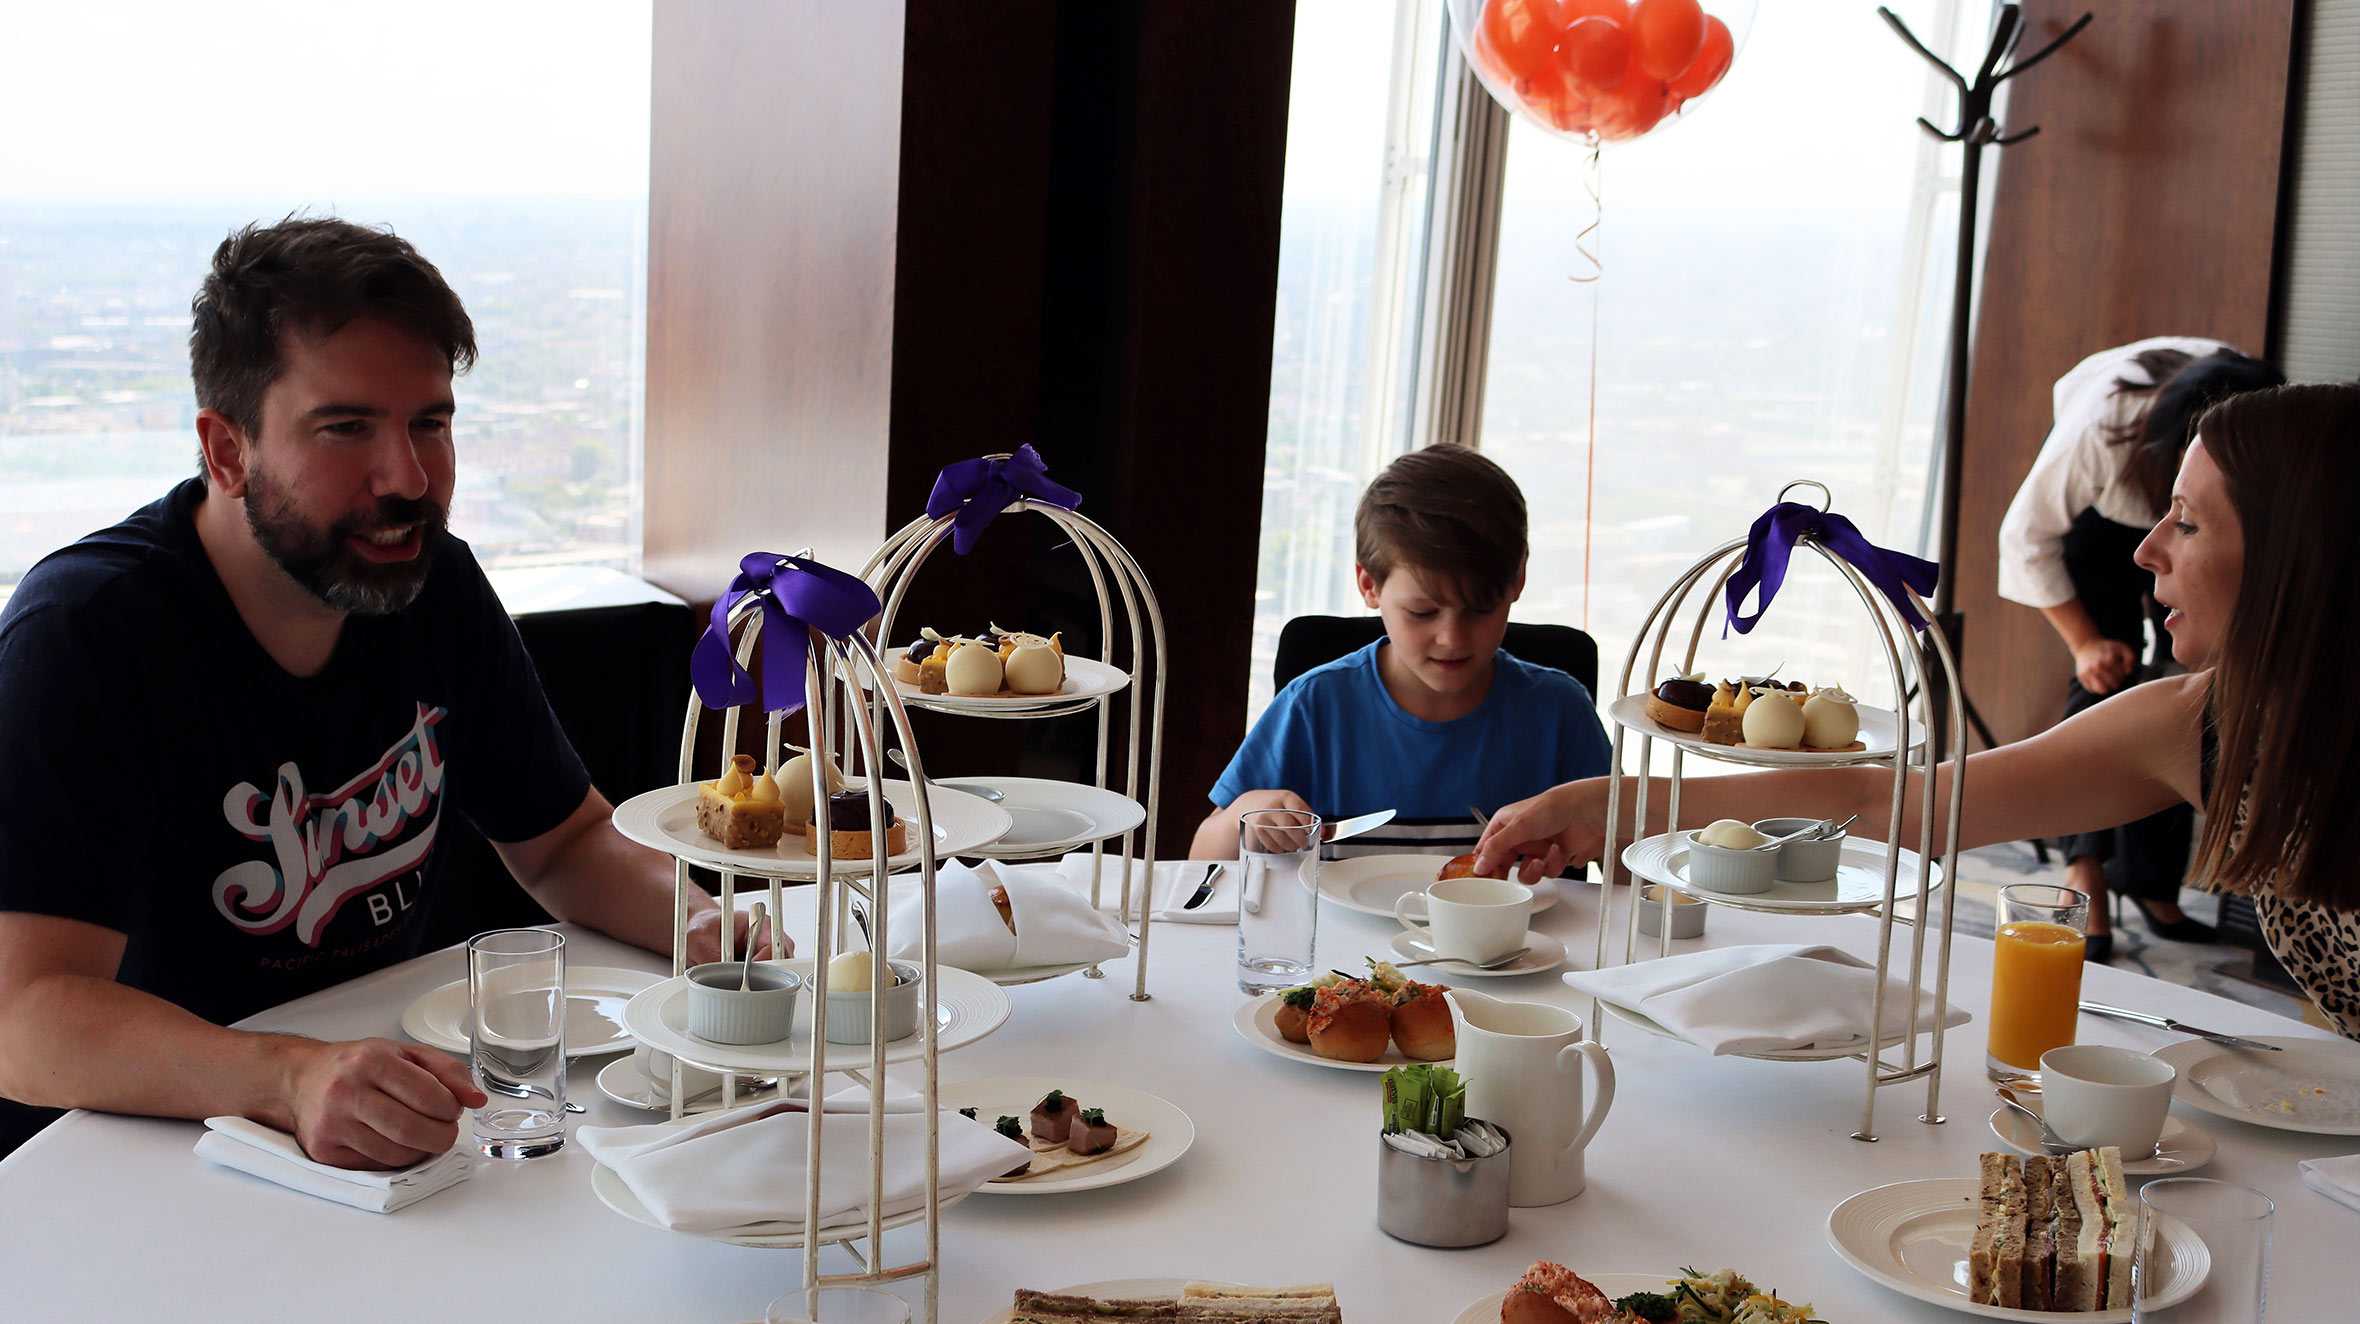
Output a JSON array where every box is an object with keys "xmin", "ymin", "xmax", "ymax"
[
  {"xmin": 1306, "ymin": 984, "xmax": 1391, "ymax": 1063},
  {"xmin": 1389, "ymin": 983, "xmax": 1455, "ymax": 1061}
]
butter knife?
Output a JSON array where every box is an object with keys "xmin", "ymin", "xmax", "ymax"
[
  {"xmin": 1180, "ymin": 864, "xmax": 1222, "ymax": 910},
  {"xmin": 1323, "ymin": 808, "xmax": 1397, "ymax": 843},
  {"xmin": 2079, "ymin": 1001, "xmax": 2283, "ymax": 1051}
]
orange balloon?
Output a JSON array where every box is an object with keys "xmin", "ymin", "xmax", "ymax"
[
  {"xmin": 1667, "ymin": 13, "xmax": 1734, "ymax": 105},
  {"xmin": 1479, "ymin": 0, "xmax": 1569, "ymax": 87},
  {"xmin": 1557, "ymin": 15, "xmax": 1631, "ymax": 91},
  {"xmin": 1589, "ymin": 48, "xmax": 1672, "ymax": 141},
  {"xmin": 1559, "ymin": 0, "xmax": 1631, "ymax": 22},
  {"xmin": 1629, "ymin": 0, "xmax": 1705, "ymax": 81}
]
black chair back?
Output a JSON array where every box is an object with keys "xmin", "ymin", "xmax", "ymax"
[{"xmin": 1272, "ymin": 615, "xmax": 1599, "ymax": 697}]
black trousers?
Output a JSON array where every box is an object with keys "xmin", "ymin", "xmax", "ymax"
[{"xmin": 2055, "ymin": 510, "xmax": 2192, "ymax": 903}]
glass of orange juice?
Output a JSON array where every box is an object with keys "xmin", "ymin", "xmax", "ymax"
[{"xmin": 1988, "ymin": 883, "xmax": 2089, "ymax": 1083}]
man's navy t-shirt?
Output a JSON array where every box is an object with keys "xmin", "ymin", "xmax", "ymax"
[{"xmin": 0, "ymin": 479, "xmax": 589, "ymax": 1148}]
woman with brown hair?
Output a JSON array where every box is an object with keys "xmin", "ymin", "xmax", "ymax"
[{"xmin": 1474, "ymin": 382, "xmax": 2360, "ymax": 1038}]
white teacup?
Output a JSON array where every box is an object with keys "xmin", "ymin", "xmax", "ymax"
[
  {"xmin": 634, "ymin": 1043, "xmax": 724, "ymax": 1102},
  {"xmin": 1394, "ymin": 876, "xmax": 1532, "ymax": 962},
  {"xmin": 2039, "ymin": 1044, "xmax": 2177, "ymax": 1155}
]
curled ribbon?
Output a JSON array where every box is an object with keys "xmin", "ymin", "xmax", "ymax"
[
  {"xmin": 690, "ymin": 552, "xmax": 881, "ymax": 713},
  {"xmin": 923, "ymin": 444, "xmax": 1082, "ymax": 555},
  {"xmin": 1724, "ymin": 502, "xmax": 1941, "ymax": 636}
]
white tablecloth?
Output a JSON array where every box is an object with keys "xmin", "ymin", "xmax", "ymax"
[{"xmin": 0, "ymin": 880, "xmax": 2344, "ymax": 1323}]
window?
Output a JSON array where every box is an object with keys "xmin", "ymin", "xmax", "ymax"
[
  {"xmin": 0, "ymin": 2, "xmax": 651, "ymax": 592},
  {"xmin": 1258, "ymin": 0, "xmax": 1984, "ymax": 727}
]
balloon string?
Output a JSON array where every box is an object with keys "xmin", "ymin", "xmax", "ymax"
[{"xmin": 1572, "ymin": 142, "xmax": 1603, "ymax": 629}]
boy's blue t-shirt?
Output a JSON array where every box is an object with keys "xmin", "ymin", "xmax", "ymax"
[{"xmin": 1210, "ymin": 642, "xmax": 1611, "ymax": 855}]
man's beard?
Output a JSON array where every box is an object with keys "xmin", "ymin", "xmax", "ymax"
[{"xmin": 243, "ymin": 463, "xmax": 446, "ymax": 616}]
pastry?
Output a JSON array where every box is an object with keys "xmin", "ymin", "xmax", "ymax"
[
  {"xmin": 1437, "ymin": 854, "xmax": 1480, "ymax": 881},
  {"xmin": 1501, "ymin": 1263, "xmax": 1615, "ymax": 1324},
  {"xmin": 774, "ymin": 748, "xmax": 844, "ymax": 834},
  {"xmin": 1699, "ymin": 681, "xmax": 1747, "ymax": 745},
  {"xmin": 1801, "ymin": 685, "xmax": 1863, "ymax": 751},
  {"xmin": 988, "ymin": 883, "xmax": 1017, "ymax": 934},
  {"xmin": 1030, "ymin": 1089, "xmax": 1078, "ymax": 1144},
  {"xmin": 993, "ymin": 1116, "xmax": 1032, "ymax": 1178},
  {"xmin": 694, "ymin": 754, "xmax": 788, "ymax": 849},
  {"xmin": 1305, "ymin": 982, "xmax": 1392, "ymax": 1063},
  {"xmin": 1274, "ymin": 986, "xmax": 1315, "ymax": 1044},
  {"xmin": 820, "ymin": 788, "xmax": 910, "ymax": 858},
  {"xmin": 1642, "ymin": 672, "xmax": 1713, "ymax": 733},
  {"xmin": 1741, "ymin": 686, "xmax": 1806, "ymax": 749},
  {"xmin": 946, "ymin": 641, "xmax": 1005, "ymax": 696},
  {"xmin": 891, "ymin": 643, "xmax": 927, "ymax": 686},
  {"xmin": 995, "ymin": 625, "xmax": 1067, "ymax": 695},
  {"xmin": 919, "ymin": 651, "xmax": 951, "ymax": 694},
  {"xmin": 1388, "ymin": 980, "xmax": 1455, "ymax": 1061},
  {"xmin": 1066, "ymin": 1107, "xmax": 1116, "ymax": 1156}
]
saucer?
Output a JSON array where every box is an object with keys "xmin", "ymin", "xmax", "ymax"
[
  {"xmin": 1387, "ymin": 928, "xmax": 1568, "ymax": 978},
  {"xmin": 1985, "ymin": 1104, "xmax": 2216, "ymax": 1175},
  {"xmin": 595, "ymin": 1056, "xmax": 780, "ymax": 1114}
]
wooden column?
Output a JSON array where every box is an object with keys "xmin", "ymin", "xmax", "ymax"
[{"xmin": 1957, "ymin": 1, "xmax": 2296, "ymax": 742}]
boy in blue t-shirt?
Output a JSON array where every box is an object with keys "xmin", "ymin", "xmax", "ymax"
[{"xmin": 1192, "ymin": 444, "xmax": 1611, "ymax": 862}]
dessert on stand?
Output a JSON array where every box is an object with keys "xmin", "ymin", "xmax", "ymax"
[
  {"xmin": 1589, "ymin": 481, "xmax": 1965, "ymax": 1141},
  {"xmin": 858, "ymin": 446, "xmax": 1170, "ymax": 999}
]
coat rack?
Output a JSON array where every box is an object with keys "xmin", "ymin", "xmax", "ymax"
[{"xmin": 1878, "ymin": 3, "xmax": 2090, "ymax": 771}]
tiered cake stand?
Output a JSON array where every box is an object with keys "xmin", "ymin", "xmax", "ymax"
[
  {"xmin": 612, "ymin": 597, "xmax": 1009, "ymax": 1324},
  {"xmin": 858, "ymin": 492, "xmax": 1170, "ymax": 1000},
  {"xmin": 1590, "ymin": 481, "xmax": 1966, "ymax": 1142}
]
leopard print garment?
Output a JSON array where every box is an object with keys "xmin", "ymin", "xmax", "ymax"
[{"xmin": 2203, "ymin": 726, "xmax": 2360, "ymax": 1039}]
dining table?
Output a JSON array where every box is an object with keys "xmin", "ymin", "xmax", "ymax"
[{"xmin": 0, "ymin": 870, "xmax": 2346, "ymax": 1323}]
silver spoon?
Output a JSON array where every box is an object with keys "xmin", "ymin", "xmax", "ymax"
[
  {"xmin": 1995, "ymin": 1084, "xmax": 2074, "ymax": 1155},
  {"xmin": 882, "ymin": 747, "xmax": 1005, "ymax": 802},
  {"xmin": 851, "ymin": 898, "xmax": 874, "ymax": 949},
  {"xmin": 741, "ymin": 902, "xmax": 767, "ymax": 990},
  {"xmin": 1391, "ymin": 946, "xmax": 1531, "ymax": 971}
]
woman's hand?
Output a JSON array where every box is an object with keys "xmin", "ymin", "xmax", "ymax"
[
  {"xmin": 1473, "ymin": 780, "xmax": 1604, "ymax": 882},
  {"xmin": 2073, "ymin": 637, "xmax": 2137, "ymax": 695}
]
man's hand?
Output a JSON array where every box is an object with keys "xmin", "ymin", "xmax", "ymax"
[
  {"xmin": 285, "ymin": 1039, "xmax": 485, "ymax": 1170},
  {"xmin": 1474, "ymin": 781, "xmax": 1603, "ymax": 883},
  {"xmin": 2073, "ymin": 638, "xmax": 2137, "ymax": 696},
  {"xmin": 685, "ymin": 904, "xmax": 786, "ymax": 968}
]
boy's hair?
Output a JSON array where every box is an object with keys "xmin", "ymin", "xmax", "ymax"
[
  {"xmin": 1353, "ymin": 443, "xmax": 1528, "ymax": 611},
  {"xmin": 190, "ymin": 216, "xmax": 477, "ymax": 443}
]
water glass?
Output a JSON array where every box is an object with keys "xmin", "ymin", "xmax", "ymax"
[
  {"xmin": 1986, "ymin": 883, "xmax": 2087, "ymax": 1084},
  {"xmin": 2134, "ymin": 1178, "xmax": 2272, "ymax": 1322},
  {"xmin": 765, "ymin": 1286, "xmax": 912, "ymax": 1324},
  {"xmin": 467, "ymin": 927, "xmax": 568, "ymax": 1159},
  {"xmin": 1236, "ymin": 808, "xmax": 1322, "ymax": 992}
]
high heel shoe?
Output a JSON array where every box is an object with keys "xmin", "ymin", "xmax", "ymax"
[
  {"xmin": 2084, "ymin": 932, "xmax": 2114, "ymax": 963},
  {"xmin": 2131, "ymin": 897, "xmax": 2218, "ymax": 943}
]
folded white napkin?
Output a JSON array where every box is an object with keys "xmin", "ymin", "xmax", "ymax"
[
  {"xmin": 1564, "ymin": 943, "xmax": 1971, "ymax": 1056},
  {"xmin": 195, "ymin": 1116, "xmax": 471, "ymax": 1214},
  {"xmin": 2300, "ymin": 1154, "xmax": 2360, "ymax": 1214},
  {"xmin": 577, "ymin": 1099, "xmax": 1029, "ymax": 1233},
  {"xmin": 1061, "ymin": 853, "xmax": 1238, "ymax": 925},
  {"xmin": 886, "ymin": 859, "xmax": 1131, "ymax": 970}
]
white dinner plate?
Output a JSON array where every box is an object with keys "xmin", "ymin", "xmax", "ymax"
[
  {"xmin": 1984, "ymin": 1106, "xmax": 2215, "ymax": 1176},
  {"xmin": 981, "ymin": 1280, "xmax": 1243, "ymax": 1324},
  {"xmin": 945, "ymin": 1076, "xmax": 1194, "ymax": 1196},
  {"xmin": 1609, "ymin": 692, "xmax": 1920, "ymax": 766},
  {"xmin": 866, "ymin": 653, "xmax": 1131, "ymax": 713},
  {"xmin": 1825, "ymin": 1177, "xmax": 2208, "ymax": 1322},
  {"xmin": 1450, "ymin": 1275, "xmax": 1686, "ymax": 1324},
  {"xmin": 594, "ymin": 1056, "xmax": 780, "ymax": 1114},
  {"xmin": 398, "ymin": 966, "xmax": 657, "ymax": 1058},
  {"xmin": 1229, "ymin": 994, "xmax": 1452, "ymax": 1073},
  {"xmin": 620, "ymin": 960, "xmax": 1011, "ymax": 1076},
  {"xmin": 589, "ymin": 1146, "xmax": 970, "ymax": 1249},
  {"xmin": 1315, "ymin": 853, "xmax": 1559, "ymax": 918},
  {"xmin": 954, "ymin": 777, "xmax": 1146, "ymax": 859},
  {"xmin": 1388, "ymin": 929, "xmax": 1568, "ymax": 978},
  {"xmin": 610, "ymin": 778, "xmax": 1011, "ymax": 879},
  {"xmin": 1620, "ymin": 832, "xmax": 1944, "ymax": 914},
  {"xmin": 2151, "ymin": 1034, "xmax": 2360, "ymax": 1135},
  {"xmin": 1598, "ymin": 999, "xmax": 1922, "ymax": 1063}
]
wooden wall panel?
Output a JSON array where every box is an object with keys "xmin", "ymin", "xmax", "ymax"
[
  {"xmin": 1959, "ymin": 1, "xmax": 2296, "ymax": 742},
  {"xmin": 642, "ymin": 1, "xmax": 906, "ymax": 597}
]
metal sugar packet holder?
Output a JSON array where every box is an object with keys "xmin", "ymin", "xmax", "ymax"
[{"xmin": 1592, "ymin": 479, "xmax": 1967, "ymax": 1142}]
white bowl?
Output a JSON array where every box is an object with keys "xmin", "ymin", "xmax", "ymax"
[
  {"xmin": 1752, "ymin": 817, "xmax": 1844, "ymax": 882},
  {"xmin": 686, "ymin": 962, "xmax": 803, "ymax": 1045},
  {"xmin": 823, "ymin": 961, "xmax": 925, "ymax": 1045},
  {"xmin": 1684, "ymin": 832, "xmax": 1776, "ymax": 894},
  {"xmin": 1636, "ymin": 884, "xmax": 1708, "ymax": 938}
]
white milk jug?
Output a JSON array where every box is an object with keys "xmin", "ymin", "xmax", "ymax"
[{"xmin": 1446, "ymin": 989, "xmax": 1615, "ymax": 1207}]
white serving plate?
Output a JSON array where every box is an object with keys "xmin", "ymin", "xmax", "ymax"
[
  {"xmin": 611, "ymin": 778, "xmax": 1010, "ymax": 879},
  {"xmin": 955, "ymin": 776, "xmax": 1146, "ymax": 858},
  {"xmin": 865, "ymin": 653, "xmax": 1131, "ymax": 712},
  {"xmin": 1451, "ymin": 1275, "xmax": 1687, "ymax": 1324},
  {"xmin": 1315, "ymin": 853, "xmax": 1559, "ymax": 918},
  {"xmin": 1620, "ymin": 832, "xmax": 1944, "ymax": 914},
  {"xmin": 2151, "ymin": 1034, "xmax": 2360, "ymax": 1135},
  {"xmin": 946, "ymin": 1075, "xmax": 1194, "ymax": 1196},
  {"xmin": 1229, "ymin": 994, "xmax": 1452, "ymax": 1073},
  {"xmin": 398, "ymin": 966, "xmax": 657, "ymax": 1058},
  {"xmin": 620, "ymin": 960, "xmax": 1010, "ymax": 1076},
  {"xmin": 1825, "ymin": 1177, "xmax": 2207, "ymax": 1322},
  {"xmin": 1609, "ymin": 692, "xmax": 1920, "ymax": 766},
  {"xmin": 1984, "ymin": 1106, "xmax": 2215, "ymax": 1175}
]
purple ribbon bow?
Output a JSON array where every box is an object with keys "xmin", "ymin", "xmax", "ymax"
[
  {"xmin": 923, "ymin": 444, "xmax": 1082, "ymax": 555},
  {"xmin": 690, "ymin": 552, "xmax": 881, "ymax": 713},
  {"xmin": 1724, "ymin": 502, "xmax": 1941, "ymax": 636}
]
